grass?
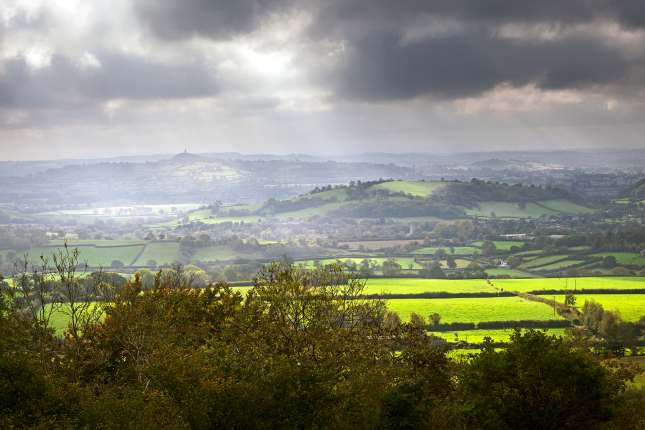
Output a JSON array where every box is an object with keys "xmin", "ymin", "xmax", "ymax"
[
  {"xmin": 26, "ymin": 245, "xmax": 144, "ymax": 267},
  {"xmin": 134, "ymin": 242, "xmax": 181, "ymax": 266},
  {"xmin": 363, "ymin": 278, "xmax": 496, "ymax": 295},
  {"xmin": 369, "ymin": 180, "xmax": 446, "ymax": 198},
  {"xmin": 547, "ymin": 294, "xmax": 645, "ymax": 322},
  {"xmin": 591, "ymin": 252, "xmax": 645, "ymax": 266},
  {"xmin": 493, "ymin": 277, "xmax": 645, "ymax": 293},
  {"xmin": 386, "ymin": 296, "xmax": 562, "ymax": 323}
]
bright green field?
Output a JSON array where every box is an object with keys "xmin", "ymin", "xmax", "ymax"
[
  {"xmin": 369, "ymin": 180, "xmax": 446, "ymax": 198},
  {"xmin": 364, "ymin": 278, "xmax": 495, "ymax": 295},
  {"xmin": 386, "ymin": 297, "xmax": 562, "ymax": 323},
  {"xmin": 494, "ymin": 277, "xmax": 645, "ymax": 293},
  {"xmin": 134, "ymin": 242, "xmax": 181, "ymax": 266},
  {"xmin": 412, "ymin": 246, "xmax": 481, "ymax": 255},
  {"xmin": 591, "ymin": 252, "xmax": 645, "ymax": 266},
  {"xmin": 26, "ymin": 245, "xmax": 144, "ymax": 267},
  {"xmin": 431, "ymin": 328, "xmax": 567, "ymax": 344},
  {"xmin": 471, "ymin": 241, "xmax": 525, "ymax": 251},
  {"xmin": 548, "ymin": 294, "xmax": 645, "ymax": 322}
]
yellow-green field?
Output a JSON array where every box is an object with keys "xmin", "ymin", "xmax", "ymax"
[
  {"xmin": 493, "ymin": 277, "xmax": 645, "ymax": 293},
  {"xmin": 547, "ymin": 294, "xmax": 645, "ymax": 322},
  {"xmin": 363, "ymin": 278, "xmax": 495, "ymax": 295},
  {"xmin": 386, "ymin": 297, "xmax": 562, "ymax": 323}
]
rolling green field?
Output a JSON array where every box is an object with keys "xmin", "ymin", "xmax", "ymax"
[
  {"xmin": 548, "ymin": 294, "xmax": 645, "ymax": 322},
  {"xmin": 591, "ymin": 252, "xmax": 645, "ymax": 266},
  {"xmin": 386, "ymin": 297, "xmax": 562, "ymax": 323},
  {"xmin": 24, "ymin": 245, "xmax": 144, "ymax": 267},
  {"xmin": 363, "ymin": 278, "xmax": 495, "ymax": 295},
  {"xmin": 369, "ymin": 180, "xmax": 446, "ymax": 197},
  {"xmin": 494, "ymin": 277, "xmax": 645, "ymax": 293},
  {"xmin": 133, "ymin": 242, "xmax": 180, "ymax": 266}
]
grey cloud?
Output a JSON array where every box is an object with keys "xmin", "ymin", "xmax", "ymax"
[
  {"xmin": 134, "ymin": 0, "xmax": 293, "ymax": 40},
  {"xmin": 0, "ymin": 52, "xmax": 218, "ymax": 108},
  {"xmin": 328, "ymin": 31, "xmax": 631, "ymax": 101}
]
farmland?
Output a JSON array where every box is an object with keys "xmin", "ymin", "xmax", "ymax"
[
  {"xmin": 493, "ymin": 277, "xmax": 645, "ymax": 293},
  {"xmin": 24, "ymin": 244, "xmax": 144, "ymax": 267},
  {"xmin": 369, "ymin": 180, "xmax": 446, "ymax": 197},
  {"xmin": 363, "ymin": 278, "xmax": 495, "ymax": 295},
  {"xmin": 548, "ymin": 294, "xmax": 645, "ymax": 322},
  {"xmin": 133, "ymin": 242, "xmax": 181, "ymax": 266},
  {"xmin": 386, "ymin": 296, "xmax": 563, "ymax": 323}
]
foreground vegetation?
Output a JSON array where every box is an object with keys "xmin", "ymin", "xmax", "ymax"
[{"xmin": 2, "ymin": 253, "xmax": 645, "ymax": 429}]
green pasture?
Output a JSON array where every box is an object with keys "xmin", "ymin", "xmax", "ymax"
[
  {"xmin": 369, "ymin": 180, "xmax": 446, "ymax": 198},
  {"xmin": 134, "ymin": 242, "xmax": 180, "ymax": 266},
  {"xmin": 386, "ymin": 296, "xmax": 562, "ymax": 323},
  {"xmin": 591, "ymin": 252, "xmax": 645, "ymax": 266},
  {"xmin": 363, "ymin": 278, "xmax": 495, "ymax": 295},
  {"xmin": 493, "ymin": 277, "xmax": 645, "ymax": 293},
  {"xmin": 547, "ymin": 294, "xmax": 645, "ymax": 322},
  {"xmin": 24, "ymin": 245, "xmax": 144, "ymax": 267}
]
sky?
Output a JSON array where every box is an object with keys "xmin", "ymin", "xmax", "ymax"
[{"xmin": 1, "ymin": 0, "xmax": 645, "ymax": 160}]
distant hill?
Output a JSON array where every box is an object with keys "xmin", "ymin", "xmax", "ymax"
[
  {"xmin": 191, "ymin": 179, "xmax": 594, "ymax": 223},
  {"xmin": 624, "ymin": 179, "xmax": 645, "ymax": 200},
  {"xmin": 470, "ymin": 158, "xmax": 562, "ymax": 171},
  {"xmin": 0, "ymin": 154, "xmax": 412, "ymax": 206}
]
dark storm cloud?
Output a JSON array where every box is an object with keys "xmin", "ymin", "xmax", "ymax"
[
  {"xmin": 329, "ymin": 31, "xmax": 631, "ymax": 101},
  {"xmin": 0, "ymin": 52, "xmax": 217, "ymax": 108},
  {"xmin": 133, "ymin": 0, "xmax": 645, "ymax": 102},
  {"xmin": 134, "ymin": 0, "xmax": 294, "ymax": 40}
]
